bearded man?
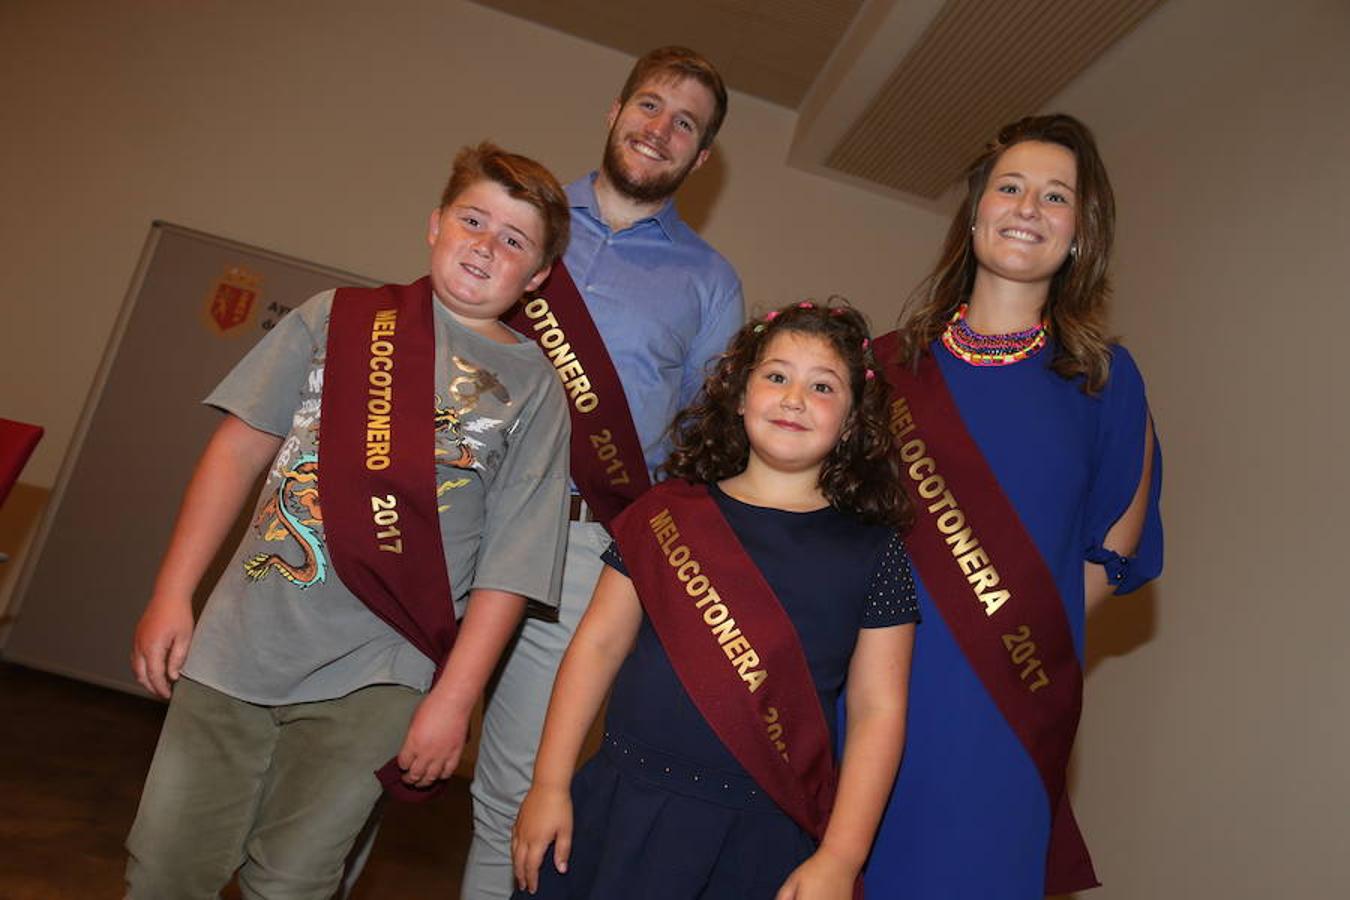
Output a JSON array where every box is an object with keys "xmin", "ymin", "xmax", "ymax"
[{"xmin": 463, "ymin": 45, "xmax": 744, "ymax": 900}]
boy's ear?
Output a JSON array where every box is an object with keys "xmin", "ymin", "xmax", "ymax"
[
  {"xmin": 426, "ymin": 207, "xmax": 443, "ymax": 247},
  {"xmin": 525, "ymin": 263, "xmax": 552, "ymax": 294},
  {"xmin": 606, "ymin": 98, "xmax": 621, "ymax": 130}
]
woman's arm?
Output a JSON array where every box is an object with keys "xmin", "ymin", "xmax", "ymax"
[
  {"xmin": 511, "ymin": 565, "xmax": 644, "ymax": 894},
  {"xmin": 776, "ymin": 622, "xmax": 915, "ymax": 900},
  {"xmin": 1084, "ymin": 416, "xmax": 1156, "ymax": 613}
]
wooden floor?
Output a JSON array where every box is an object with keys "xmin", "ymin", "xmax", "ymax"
[{"xmin": 0, "ymin": 661, "xmax": 472, "ymax": 898}]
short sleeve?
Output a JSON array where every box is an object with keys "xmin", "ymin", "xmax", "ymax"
[
  {"xmin": 203, "ymin": 291, "xmax": 329, "ymax": 436},
  {"xmin": 863, "ymin": 532, "xmax": 920, "ymax": 628},
  {"xmin": 1084, "ymin": 345, "xmax": 1164, "ymax": 594},
  {"xmin": 601, "ymin": 540, "xmax": 627, "ymax": 576},
  {"xmin": 472, "ymin": 365, "xmax": 571, "ymax": 607}
]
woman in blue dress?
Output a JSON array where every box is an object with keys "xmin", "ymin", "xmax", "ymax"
[{"xmin": 867, "ymin": 114, "xmax": 1163, "ymax": 898}]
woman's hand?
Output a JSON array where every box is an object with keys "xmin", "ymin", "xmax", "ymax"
[
  {"xmin": 775, "ymin": 846, "xmax": 859, "ymax": 900},
  {"xmin": 511, "ymin": 784, "xmax": 574, "ymax": 894}
]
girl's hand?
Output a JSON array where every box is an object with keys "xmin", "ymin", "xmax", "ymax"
[
  {"xmin": 511, "ymin": 784, "xmax": 573, "ymax": 894},
  {"xmin": 775, "ymin": 847, "xmax": 860, "ymax": 900}
]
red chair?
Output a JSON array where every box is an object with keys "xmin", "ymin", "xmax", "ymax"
[{"xmin": 0, "ymin": 418, "xmax": 43, "ymax": 509}]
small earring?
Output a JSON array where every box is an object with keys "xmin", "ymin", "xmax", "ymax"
[
  {"xmin": 1069, "ymin": 241, "xmax": 1079, "ymax": 259},
  {"xmin": 970, "ymin": 221, "xmax": 977, "ymax": 234}
]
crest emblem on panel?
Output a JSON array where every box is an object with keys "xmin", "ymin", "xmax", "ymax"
[{"xmin": 203, "ymin": 265, "xmax": 263, "ymax": 335}]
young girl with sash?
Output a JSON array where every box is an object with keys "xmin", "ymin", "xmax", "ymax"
[
  {"xmin": 511, "ymin": 302, "xmax": 919, "ymax": 899},
  {"xmin": 866, "ymin": 115, "xmax": 1164, "ymax": 898}
]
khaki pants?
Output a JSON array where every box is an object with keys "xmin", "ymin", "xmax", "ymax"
[{"xmin": 125, "ymin": 677, "xmax": 420, "ymax": 900}]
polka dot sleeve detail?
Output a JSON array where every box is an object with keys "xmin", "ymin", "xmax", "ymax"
[
  {"xmin": 862, "ymin": 532, "xmax": 920, "ymax": 628},
  {"xmin": 601, "ymin": 540, "xmax": 628, "ymax": 576}
]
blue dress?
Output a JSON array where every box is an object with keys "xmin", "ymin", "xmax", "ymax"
[
  {"xmin": 519, "ymin": 482, "xmax": 919, "ymax": 900},
  {"xmin": 863, "ymin": 340, "xmax": 1163, "ymax": 899}
]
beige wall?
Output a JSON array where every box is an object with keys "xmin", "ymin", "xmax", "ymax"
[
  {"xmin": 1049, "ymin": 0, "xmax": 1349, "ymax": 895},
  {"xmin": 2, "ymin": 0, "xmax": 1345, "ymax": 895},
  {"xmin": 0, "ymin": 0, "xmax": 943, "ymax": 613}
]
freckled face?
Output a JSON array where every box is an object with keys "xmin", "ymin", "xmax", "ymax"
[
  {"xmin": 972, "ymin": 140, "xmax": 1079, "ymax": 289},
  {"xmin": 426, "ymin": 179, "xmax": 550, "ymax": 326},
  {"xmin": 601, "ymin": 76, "xmax": 714, "ymax": 203},
  {"xmin": 739, "ymin": 332, "xmax": 853, "ymax": 478}
]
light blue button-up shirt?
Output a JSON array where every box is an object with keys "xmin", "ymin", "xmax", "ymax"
[{"xmin": 564, "ymin": 174, "xmax": 744, "ymax": 478}]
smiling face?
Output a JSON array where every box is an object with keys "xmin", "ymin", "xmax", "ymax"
[
  {"xmin": 426, "ymin": 179, "xmax": 550, "ymax": 330},
  {"xmin": 739, "ymin": 331, "xmax": 853, "ymax": 479},
  {"xmin": 601, "ymin": 75, "xmax": 714, "ymax": 204},
  {"xmin": 972, "ymin": 140, "xmax": 1079, "ymax": 291}
]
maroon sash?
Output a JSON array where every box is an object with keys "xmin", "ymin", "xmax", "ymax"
[
  {"xmin": 611, "ymin": 481, "xmax": 838, "ymax": 840},
  {"xmin": 505, "ymin": 261, "xmax": 650, "ymax": 527},
  {"xmin": 321, "ymin": 277, "xmax": 456, "ymax": 802},
  {"xmin": 874, "ymin": 332, "xmax": 1098, "ymax": 892}
]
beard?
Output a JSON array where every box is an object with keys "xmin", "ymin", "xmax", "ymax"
[{"xmin": 601, "ymin": 126, "xmax": 700, "ymax": 204}]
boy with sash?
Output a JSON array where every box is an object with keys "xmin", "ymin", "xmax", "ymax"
[
  {"xmin": 464, "ymin": 45, "xmax": 744, "ymax": 899},
  {"xmin": 125, "ymin": 143, "xmax": 573, "ymax": 899}
]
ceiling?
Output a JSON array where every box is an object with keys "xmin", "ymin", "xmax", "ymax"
[{"xmin": 471, "ymin": 0, "xmax": 1168, "ymax": 202}]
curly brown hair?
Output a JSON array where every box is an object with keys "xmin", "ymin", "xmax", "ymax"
[
  {"xmin": 897, "ymin": 114, "xmax": 1116, "ymax": 394},
  {"xmin": 659, "ymin": 300, "xmax": 912, "ymax": 529}
]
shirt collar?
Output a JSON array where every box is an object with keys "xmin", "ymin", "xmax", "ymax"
[{"xmin": 568, "ymin": 172, "xmax": 678, "ymax": 242}]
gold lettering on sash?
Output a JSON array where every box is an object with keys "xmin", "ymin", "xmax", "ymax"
[
  {"xmin": 370, "ymin": 493, "xmax": 403, "ymax": 553},
  {"xmin": 762, "ymin": 706, "xmax": 790, "ymax": 762},
  {"xmin": 647, "ymin": 508, "xmax": 770, "ymax": 699},
  {"xmin": 523, "ymin": 298, "xmax": 600, "ymax": 413},
  {"xmin": 1001, "ymin": 624, "xmax": 1051, "ymax": 692},
  {"xmin": 364, "ymin": 309, "xmax": 399, "ymax": 471},
  {"xmin": 891, "ymin": 394, "xmax": 1052, "ymax": 690},
  {"xmin": 889, "ymin": 396, "xmax": 1012, "ymax": 618},
  {"xmin": 588, "ymin": 429, "xmax": 633, "ymax": 488},
  {"xmin": 525, "ymin": 297, "xmax": 637, "ymax": 489}
]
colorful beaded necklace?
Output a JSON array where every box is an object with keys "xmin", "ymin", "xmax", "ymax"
[{"xmin": 941, "ymin": 303, "xmax": 1047, "ymax": 366}]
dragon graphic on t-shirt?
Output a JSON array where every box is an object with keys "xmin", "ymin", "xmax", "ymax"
[
  {"xmin": 243, "ymin": 355, "xmax": 513, "ymax": 583},
  {"xmin": 434, "ymin": 355, "xmax": 511, "ymax": 510},
  {"xmin": 243, "ymin": 453, "xmax": 328, "ymax": 588}
]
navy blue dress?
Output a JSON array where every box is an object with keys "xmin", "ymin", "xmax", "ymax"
[{"xmin": 518, "ymin": 483, "xmax": 918, "ymax": 900}]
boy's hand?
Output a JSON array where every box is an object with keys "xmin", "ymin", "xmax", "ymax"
[
  {"xmin": 131, "ymin": 596, "xmax": 195, "ymax": 699},
  {"xmin": 396, "ymin": 690, "xmax": 470, "ymax": 788},
  {"xmin": 511, "ymin": 784, "xmax": 573, "ymax": 894},
  {"xmin": 775, "ymin": 847, "xmax": 859, "ymax": 900}
]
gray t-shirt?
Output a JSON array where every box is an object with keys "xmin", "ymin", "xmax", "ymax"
[{"xmin": 181, "ymin": 288, "xmax": 570, "ymax": 705}]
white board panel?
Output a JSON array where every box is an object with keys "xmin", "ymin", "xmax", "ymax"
[{"xmin": 3, "ymin": 223, "xmax": 381, "ymax": 694}]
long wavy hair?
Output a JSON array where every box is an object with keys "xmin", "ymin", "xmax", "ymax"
[
  {"xmin": 660, "ymin": 300, "xmax": 912, "ymax": 529},
  {"xmin": 897, "ymin": 114, "xmax": 1116, "ymax": 394}
]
